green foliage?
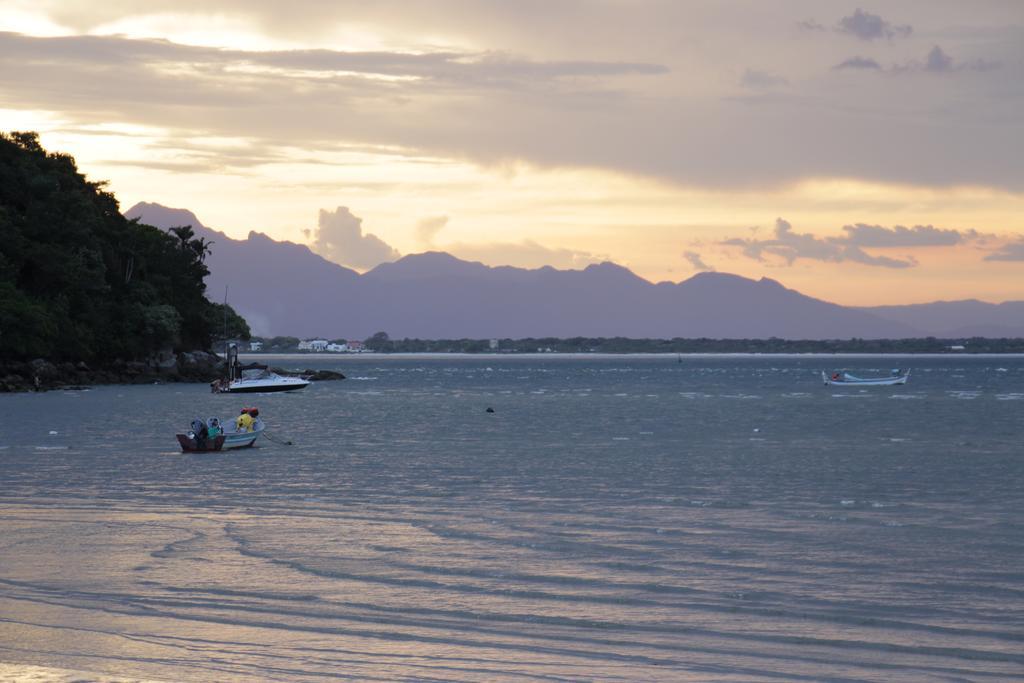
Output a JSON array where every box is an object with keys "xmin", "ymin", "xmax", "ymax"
[
  {"xmin": 208, "ymin": 302, "xmax": 251, "ymax": 342},
  {"xmin": 0, "ymin": 131, "xmax": 240, "ymax": 362},
  {"xmin": 365, "ymin": 331, "xmax": 391, "ymax": 351},
  {"xmin": 264, "ymin": 336, "xmax": 299, "ymax": 351}
]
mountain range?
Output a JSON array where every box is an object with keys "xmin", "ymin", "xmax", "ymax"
[{"xmin": 125, "ymin": 202, "xmax": 1024, "ymax": 340}]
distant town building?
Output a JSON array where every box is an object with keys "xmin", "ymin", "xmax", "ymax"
[
  {"xmin": 949, "ymin": 345, "xmax": 966, "ymax": 351},
  {"xmin": 298, "ymin": 339, "xmax": 329, "ymax": 352},
  {"xmin": 489, "ymin": 339, "xmax": 499, "ymax": 350},
  {"xmin": 249, "ymin": 340, "xmax": 263, "ymax": 351},
  {"xmin": 326, "ymin": 342, "xmax": 348, "ymax": 353},
  {"xmin": 347, "ymin": 340, "xmax": 366, "ymax": 352}
]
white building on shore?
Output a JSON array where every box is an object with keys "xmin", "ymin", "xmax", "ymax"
[{"xmin": 298, "ymin": 339, "xmax": 329, "ymax": 352}]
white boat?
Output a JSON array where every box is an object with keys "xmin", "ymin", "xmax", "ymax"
[
  {"xmin": 222, "ymin": 418, "xmax": 265, "ymax": 448},
  {"xmin": 222, "ymin": 364, "xmax": 310, "ymax": 393},
  {"xmin": 823, "ymin": 369, "xmax": 910, "ymax": 386},
  {"xmin": 217, "ymin": 344, "xmax": 309, "ymax": 393}
]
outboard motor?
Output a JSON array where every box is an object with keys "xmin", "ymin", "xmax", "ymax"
[{"xmin": 190, "ymin": 418, "xmax": 208, "ymax": 448}]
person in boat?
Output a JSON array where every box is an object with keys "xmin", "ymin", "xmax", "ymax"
[
  {"xmin": 207, "ymin": 417, "xmax": 222, "ymax": 438},
  {"xmin": 831, "ymin": 372, "xmax": 842, "ymax": 381},
  {"xmin": 236, "ymin": 408, "xmax": 254, "ymax": 432},
  {"xmin": 190, "ymin": 418, "xmax": 209, "ymax": 449}
]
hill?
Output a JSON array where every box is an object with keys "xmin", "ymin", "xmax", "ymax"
[
  {"xmin": 0, "ymin": 133, "xmax": 238, "ymax": 364},
  {"xmin": 126, "ymin": 202, "xmax": 938, "ymax": 339}
]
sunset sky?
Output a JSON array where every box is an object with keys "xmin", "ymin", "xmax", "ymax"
[{"xmin": 2, "ymin": 1, "xmax": 1022, "ymax": 305}]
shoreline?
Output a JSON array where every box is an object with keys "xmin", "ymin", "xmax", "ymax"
[
  {"xmin": 243, "ymin": 351, "xmax": 1024, "ymax": 360},
  {"xmin": 0, "ymin": 351, "xmax": 223, "ymax": 393},
  {"xmin": 4, "ymin": 351, "xmax": 1020, "ymax": 394}
]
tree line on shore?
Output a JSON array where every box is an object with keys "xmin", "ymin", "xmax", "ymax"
[{"xmin": 251, "ymin": 334, "xmax": 1024, "ymax": 354}]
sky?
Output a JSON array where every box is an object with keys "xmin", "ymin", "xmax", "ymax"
[{"xmin": 2, "ymin": 0, "xmax": 1023, "ymax": 305}]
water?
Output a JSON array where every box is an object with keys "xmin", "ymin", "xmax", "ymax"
[{"xmin": 1, "ymin": 354, "xmax": 1022, "ymax": 682}]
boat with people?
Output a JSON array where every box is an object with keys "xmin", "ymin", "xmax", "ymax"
[
  {"xmin": 176, "ymin": 409, "xmax": 265, "ymax": 452},
  {"xmin": 214, "ymin": 344, "xmax": 310, "ymax": 393},
  {"xmin": 823, "ymin": 369, "xmax": 910, "ymax": 386}
]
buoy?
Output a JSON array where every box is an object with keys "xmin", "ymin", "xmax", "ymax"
[{"xmin": 485, "ymin": 407, "xmax": 495, "ymax": 413}]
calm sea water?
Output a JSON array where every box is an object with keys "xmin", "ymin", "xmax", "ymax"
[{"xmin": 1, "ymin": 354, "xmax": 1022, "ymax": 682}]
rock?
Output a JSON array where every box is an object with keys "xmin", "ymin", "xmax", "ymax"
[
  {"xmin": 1, "ymin": 374, "xmax": 28, "ymax": 392},
  {"xmin": 156, "ymin": 356, "xmax": 179, "ymax": 374},
  {"xmin": 124, "ymin": 361, "xmax": 147, "ymax": 375},
  {"xmin": 177, "ymin": 350, "xmax": 224, "ymax": 380},
  {"xmin": 179, "ymin": 350, "xmax": 220, "ymax": 370},
  {"xmin": 29, "ymin": 359, "xmax": 59, "ymax": 381},
  {"xmin": 0, "ymin": 347, "xmax": 228, "ymax": 392},
  {"xmin": 303, "ymin": 369, "xmax": 346, "ymax": 381}
]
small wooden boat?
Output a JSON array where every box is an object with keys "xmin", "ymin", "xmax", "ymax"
[
  {"xmin": 823, "ymin": 369, "xmax": 910, "ymax": 386},
  {"xmin": 176, "ymin": 419, "xmax": 264, "ymax": 452}
]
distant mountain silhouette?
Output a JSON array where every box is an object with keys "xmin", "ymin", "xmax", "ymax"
[
  {"xmin": 125, "ymin": 202, "xmax": 359, "ymax": 336},
  {"xmin": 125, "ymin": 202, "xmax": 1020, "ymax": 340},
  {"xmin": 861, "ymin": 300, "xmax": 1024, "ymax": 338}
]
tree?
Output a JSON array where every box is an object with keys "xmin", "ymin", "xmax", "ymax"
[
  {"xmin": 0, "ymin": 131, "xmax": 241, "ymax": 362},
  {"xmin": 207, "ymin": 302, "xmax": 252, "ymax": 341},
  {"xmin": 365, "ymin": 331, "xmax": 392, "ymax": 351}
]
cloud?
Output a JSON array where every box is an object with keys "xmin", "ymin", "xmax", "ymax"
[
  {"xmin": 716, "ymin": 220, "xmax": 962, "ymax": 270},
  {"xmin": 416, "ymin": 215, "xmax": 448, "ymax": 247},
  {"xmin": 446, "ymin": 240, "xmax": 606, "ymax": 271},
  {"xmin": 833, "ymin": 56, "xmax": 881, "ymax": 71},
  {"xmin": 836, "ymin": 9, "xmax": 911, "ymax": 41},
  {"xmin": 2, "ymin": 7, "xmax": 1023, "ymax": 192},
  {"xmin": 683, "ymin": 251, "xmax": 714, "ymax": 272},
  {"xmin": 925, "ymin": 45, "xmax": 954, "ymax": 73},
  {"xmin": 841, "ymin": 223, "xmax": 977, "ymax": 247},
  {"xmin": 740, "ymin": 69, "xmax": 788, "ymax": 89},
  {"xmin": 919, "ymin": 45, "xmax": 1000, "ymax": 73},
  {"xmin": 797, "ymin": 19, "xmax": 826, "ymax": 32},
  {"xmin": 835, "ymin": 45, "xmax": 1002, "ymax": 75},
  {"xmin": 308, "ymin": 206, "xmax": 400, "ymax": 270},
  {"xmin": 983, "ymin": 240, "xmax": 1024, "ymax": 262}
]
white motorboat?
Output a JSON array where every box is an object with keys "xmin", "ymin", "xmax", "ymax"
[
  {"xmin": 217, "ymin": 344, "xmax": 309, "ymax": 393},
  {"xmin": 221, "ymin": 364, "xmax": 309, "ymax": 393},
  {"xmin": 823, "ymin": 369, "xmax": 909, "ymax": 386}
]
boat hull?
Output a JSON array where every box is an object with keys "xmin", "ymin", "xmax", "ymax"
[
  {"xmin": 221, "ymin": 420, "xmax": 265, "ymax": 449},
  {"xmin": 222, "ymin": 432, "xmax": 260, "ymax": 448},
  {"xmin": 224, "ymin": 382, "xmax": 308, "ymax": 393},
  {"xmin": 823, "ymin": 371, "xmax": 909, "ymax": 386},
  {"xmin": 177, "ymin": 434, "xmax": 226, "ymax": 452},
  {"xmin": 223, "ymin": 378, "xmax": 309, "ymax": 393}
]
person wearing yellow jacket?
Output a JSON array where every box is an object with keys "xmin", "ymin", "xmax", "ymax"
[{"xmin": 236, "ymin": 409, "xmax": 254, "ymax": 432}]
